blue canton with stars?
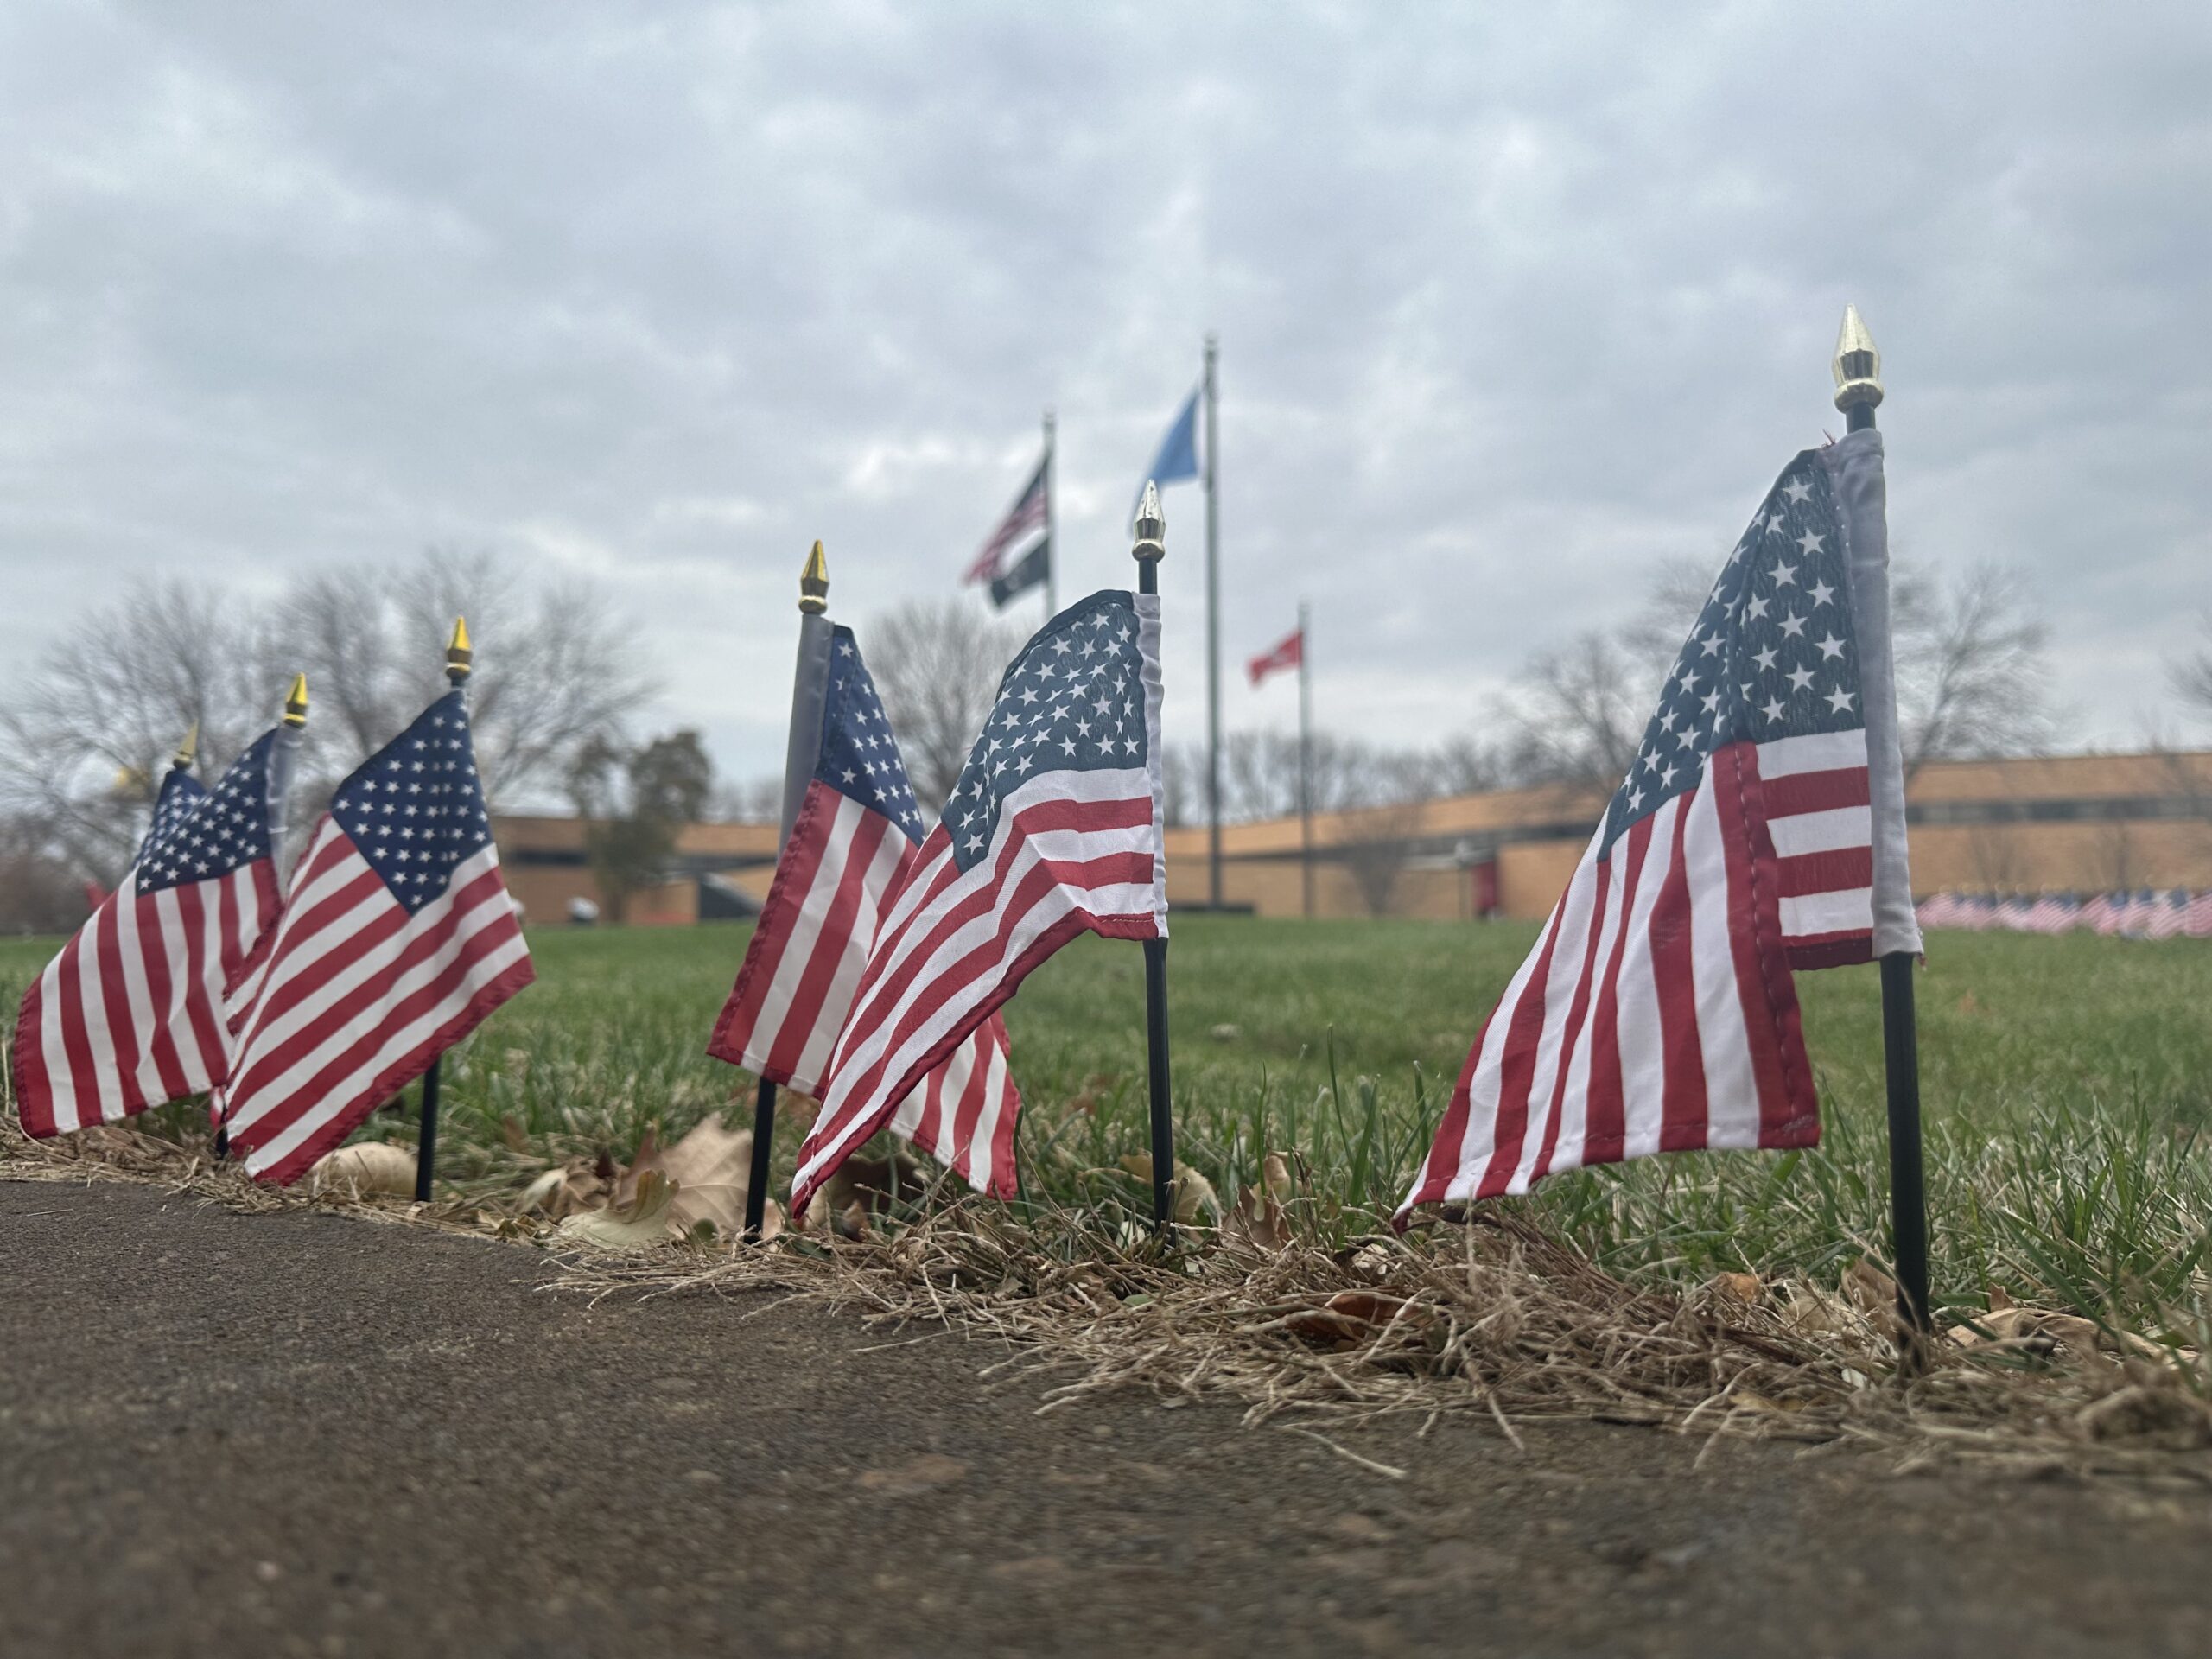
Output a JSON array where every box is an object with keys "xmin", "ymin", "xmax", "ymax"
[
  {"xmin": 944, "ymin": 591, "xmax": 1147, "ymax": 873},
  {"xmin": 136, "ymin": 767, "xmax": 208, "ymax": 871},
  {"xmin": 135, "ymin": 732, "xmax": 274, "ymax": 893},
  {"xmin": 818, "ymin": 625, "xmax": 922, "ymax": 843},
  {"xmin": 1602, "ymin": 449, "xmax": 1862, "ymax": 855},
  {"xmin": 328, "ymin": 690, "xmax": 496, "ymax": 913}
]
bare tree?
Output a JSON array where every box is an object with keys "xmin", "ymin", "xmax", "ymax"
[
  {"xmin": 2, "ymin": 552, "xmax": 653, "ymax": 886},
  {"xmin": 1891, "ymin": 563, "xmax": 2052, "ymax": 779},
  {"xmin": 0, "ymin": 582, "xmax": 275, "ymax": 881},
  {"xmin": 864, "ymin": 600, "xmax": 1027, "ymax": 811},
  {"xmin": 2170, "ymin": 613, "xmax": 2212, "ymax": 728},
  {"xmin": 273, "ymin": 549, "xmax": 655, "ymax": 805},
  {"xmin": 1340, "ymin": 800, "xmax": 1428, "ymax": 917},
  {"xmin": 1510, "ymin": 555, "xmax": 2052, "ymax": 792},
  {"xmin": 1494, "ymin": 630, "xmax": 1647, "ymax": 793}
]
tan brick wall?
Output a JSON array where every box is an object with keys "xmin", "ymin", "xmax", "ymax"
[{"xmin": 497, "ymin": 750, "xmax": 2212, "ymax": 927}]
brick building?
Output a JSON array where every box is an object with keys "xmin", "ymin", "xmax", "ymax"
[{"xmin": 493, "ymin": 749, "xmax": 2212, "ymax": 925}]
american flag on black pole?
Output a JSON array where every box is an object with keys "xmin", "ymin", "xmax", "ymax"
[
  {"xmin": 216, "ymin": 690, "xmax": 533, "ymax": 1185},
  {"xmin": 791, "ymin": 590, "xmax": 1166, "ymax": 1217},
  {"xmin": 1400, "ymin": 429, "xmax": 1918, "ymax": 1220},
  {"xmin": 708, "ymin": 621, "xmax": 1023, "ymax": 1197},
  {"xmin": 965, "ymin": 454, "xmax": 1047, "ymax": 587},
  {"xmin": 12, "ymin": 733, "xmax": 287, "ymax": 1137}
]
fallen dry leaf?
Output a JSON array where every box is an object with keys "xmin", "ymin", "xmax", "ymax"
[
  {"xmin": 1282, "ymin": 1290, "xmax": 1435, "ymax": 1350},
  {"xmin": 555, "ymin": 1168, "xmax": 677, "ymax": 1249},
  {"xmin": 655, "ymin": 1113, "xmax": 755, "ymax": 1240},
  {"xmin": 1221, "ymin": 1152, "xmax": 1295, "ymax": 1253},
  {"xmin": 1117, "ymin": 1153, "xmax": 1220, "ymax": 1223},
  {"xmin": 308, "ymin": 1141, "xmax": 416, "ymax": 1198},
  {"xmin": 1842, "ymin": 1259, "xmax": 1900, "ymax": 1329}
]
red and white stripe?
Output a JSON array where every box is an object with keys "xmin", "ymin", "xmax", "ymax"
[
  {"xmin": 2186, "ymin": 893, "xmax": 2212, "ymax": 940},
  {"xmin": 793, "ymin": 764, "xmax": 1166, "ymax": 1217},
  {"xmin": 10, "ymin": 857, "xmax": 278, "ymax": 1138},
  {"xmin": 1396, "ymin": 733, "xmax": 1827, "ymax": 1219},
  {"xmin": 1761, "ymin": 728, "xmax": 1877, "ymax": 969},
  {"xmin": 966, "ymin": 471, "xmax": 1047, "ymax": 585},
  {"xmin": 706, "ymin": 778, "xmax": 1024, "ymax": 1197},
  {"xmin": 213, "ymin": 821, "xmax": 532, "ymax": 1185}
]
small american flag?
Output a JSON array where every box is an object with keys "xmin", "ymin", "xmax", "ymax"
[
  {"xmin": 965, "ymin": 454, "xmax": 1048, "ymax": 586},
  {"xmin": 2145, "ymin": 890, "xmax": 2189, "ymax": 940},
  {"xmin": 791, "ymin": 590, "xmax": 1167, "ymax": 1217},
  {"xmin": 215, "ymin": 690, "xmax": 533, "ymax": 1185},
  {"xmin": 707, "ymin": 622, "xmax": 1023, "ymax": 1197},
  {"xmin": 1401, "ymin": 434, "xmax": 1915, "ymax": 1218},
  {"xmin": 12, "ymin": 735, "xmax": 284, "ymax": 1137}
]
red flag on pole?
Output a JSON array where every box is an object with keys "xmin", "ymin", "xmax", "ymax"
[{"xmin": 1247, "ymin": 626, "xmax": 1303, "ymax": 688}]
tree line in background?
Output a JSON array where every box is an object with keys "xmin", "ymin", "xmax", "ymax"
[
  {"xmin": 0, "ymin": 551, "xmax": 669, "ymax": 930},
  {"xmin": 8, "ymin": 547, "xmax": 2210, "ymax": 933}
]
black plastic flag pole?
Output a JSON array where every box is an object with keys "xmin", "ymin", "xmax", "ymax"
[
  {"xmin": 1832, "ymin": 307, "xmax": 1933, "ymax": 1356},
  {"xmin": 1297, "ymin": 599, "xmax": 1314, "ymax": 918},
  {"xmin": 743, "ymin": 541, "xmax": 833, "ymax": 1242},
  {"xmin": 1131, "ymin": 481, "xmax": 1178, "ymax": 1231},
  {"xmin": 413, "ymin": 617, "xmax": 472, "ymax": 1205}
]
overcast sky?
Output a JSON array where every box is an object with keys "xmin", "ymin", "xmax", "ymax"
[{"xmin": 3, "ymin": 1, "xmax": 2208, "ymax": 791}]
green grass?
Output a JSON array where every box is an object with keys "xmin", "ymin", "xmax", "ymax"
[{"xmin": 4, "ymin": 919, "xmax": 2209, "ymax": 1336}]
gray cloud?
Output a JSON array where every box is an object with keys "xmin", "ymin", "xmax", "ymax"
[{"xmin": 3, "ymin": 0, "xmax": 2208, "ymax": 790}]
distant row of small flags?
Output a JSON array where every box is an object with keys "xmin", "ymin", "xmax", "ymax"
[{"xmin": 1916, "ymin": 890, "xmax": 2212, "ymax": 939}]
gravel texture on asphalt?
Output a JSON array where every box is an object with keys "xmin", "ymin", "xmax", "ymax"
[{"xmin": 3, "ymin": 1179, "xmax": 2207, "ymax": 1658}]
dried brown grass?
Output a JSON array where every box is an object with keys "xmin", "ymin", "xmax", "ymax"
[{"xmin": 553, "ymin": 1197, "xmax": 2212, "ymax": 1478}]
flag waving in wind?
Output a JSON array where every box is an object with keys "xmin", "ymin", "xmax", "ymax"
[
  {"xmin": 13, "ymin": 729, "xmax": 289, "ymax": 1137},
  {"xmin": 1248, "ymin": 626, "xmax": 1303, "ymax": 688},
  {"xmin": 791, "ymin": 590, "xmax": 1167, "ymax": 1217},
  {"xmin": 1132, "ymin": 388, "xmax": 1199, "ymax": 519},
  {"xmin": 216, "ymin": 690, "xmax": 533, "ymax": 1185},
  {"xmin": 966, "ymin": 454, "xmax": 1048, "ymax": 589},
  {"xmin": 1400, "ymin": 430, "xmax": 1916, "ymax": 1221},
  {"xmin": 708, "ymin": 621, "xmax": 1024, "ymax": 1198}
]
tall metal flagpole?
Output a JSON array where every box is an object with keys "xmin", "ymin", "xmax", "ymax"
[
  {"xmin": 217, "ymin": 675, "xmax": 308, "ymax": 1161},
  {"xmin": 413, "ymin": 617, "xmax": 472, "ymax": 1205},
  {"xmin": 744, "ymin": 541, "xmax": 833, "ymax": 1242},
  {"xmin": 1042, "ymin": 410, "xmax": 1057, "ymax": 619},
  {"xmin": 1298, "ymin": 600, "xmax": 1313, "ymax": 919},
  {"xmin": 1132, "ymin": 482, "xmax": 1178, "ymax": 1231},
  {"xmin": 1203, "ymin": 334, "xmax": 1223, "ymax": 909},
  {"xmin": 1833, "ymin": 306, "xmax": 1931, "ymax": 1353}
]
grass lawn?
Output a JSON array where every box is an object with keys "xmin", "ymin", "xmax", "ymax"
[{"xmin": 4, "ymin": 918, "xmax": 2209, "ymax": 1329}]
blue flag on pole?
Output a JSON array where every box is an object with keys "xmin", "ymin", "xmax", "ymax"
[{"xmin": 1134, "ymin": 387, "xmax": 1200, "ymax": 519}]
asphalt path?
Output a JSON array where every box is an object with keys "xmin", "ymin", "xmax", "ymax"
[{"xmin": 3, "ymin": 1179, "xmax": 2207, "ymax": 1657}]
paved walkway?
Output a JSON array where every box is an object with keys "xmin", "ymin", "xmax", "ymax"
[{"xmin": 3, "ymin": 1179, "xmax": 2206, "ymax": 1657}]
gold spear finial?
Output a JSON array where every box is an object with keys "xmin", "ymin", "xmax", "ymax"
[
  {"xmin": 799, "ymin": 540, "xmax": 830, "ymax": 614},
  {"xmin": 1833, "ymin": 304, "xmax": 1883, "ymax": 414},
  {"xmin": 1132, "ymin": 480, "xmax": 1166, "ymax": 564},
  {"xmin": 171, "ymin": 721, "xmax": 200, "ymax": 772},
  {"xmin": 446, "ymin": 616, "xmax": 474, "ymax": 684},
  {"xmin": 283, "ymin": 673, "xmax": 309, "ymax": 728}
]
